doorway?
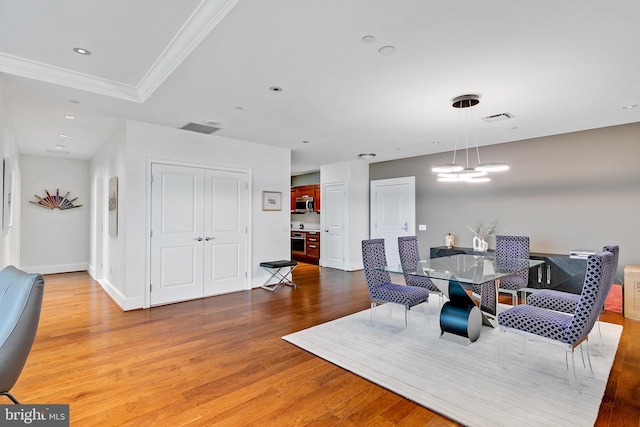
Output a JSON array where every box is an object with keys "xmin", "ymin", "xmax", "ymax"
[
  {"xmin": 149, "ymin": 163, "xmax": 249, "ymax": 306},
  {"xmin": 370, "ymin": 176, "xmax": 416, "ymax": 267}
]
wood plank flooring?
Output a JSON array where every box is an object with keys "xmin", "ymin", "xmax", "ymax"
[{"xmin": 10, "ymin": 263, "xmax": 640, "ymax": 426}]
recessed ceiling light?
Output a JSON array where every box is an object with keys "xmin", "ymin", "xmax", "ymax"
[
  {"xmin": 622, "ymin": 104, "xmax": 638, "ymax": 109},
  {"xmin": 358, "ymin": 153, "xmax": 376, "ymax": 160},
  {"xmin": 378, "ymin": 46, "xmax": 397, "ymax": 56},
  {"xmin": 204, "ymin": 120, "xmax": 219, "ymax": 126},
  {"xmin": 73, "ymin": 47, "xmax": 91, "ymax": 55},
  {"xmin": 432, "ymin": 141, "xmax": 440, "ymax": 144},
  {"xmin": 362, "ymin": 35, "xmax": 376, "ymax": 43},
  {"xmin": 69, "ymin": 99, "xmax": 79, "ymax": 104},
  {"xmin": 269, "ymin": 86, "xmax": 283, "ymax": 92},
  {"xmin": 59, "ymin": 134, "xmax": 68, "ymax": 138},
  {"xmin": 55, "ymin": 144, "xmax": 65, "ymax": 150},
  {"xmin": 235, "ymin": 106, "xmax": 244, "ymax": 110},
  {"xmin": 64, "ymin": 115, "xmax": 75, "ymax": 119},
  {"xmin": 301, "ymin": 140, "xmax": 309, "ymax": 144}
]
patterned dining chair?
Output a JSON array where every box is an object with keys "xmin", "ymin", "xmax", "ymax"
[
  {"xmin": 362, "ymin": 239, "xmax": 430, "ymax": 327},
  {"xmin": 473, "ymin": 235, "xmax": 529, "ymax": 306},
  {"xmin": 526, "ymin": 245, "xmax": 619, "ymax": 342},
  {"xmin": 398, "ymin": 236, "xmax": 445, "ymax": 309},
  {"xmin": 497, "ymin": 251, "xmax": 614, "ymax": 391}
]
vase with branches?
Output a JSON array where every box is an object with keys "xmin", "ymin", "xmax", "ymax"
[{"xmin": 466, "ymin": 220, "xmax": 498, "ymax": 252}]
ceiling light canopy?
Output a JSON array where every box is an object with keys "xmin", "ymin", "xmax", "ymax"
[
  {"xmin": 432, "ymin": 94, "xmax": 509, "ymax": 183},
  {"xmin": 358, "ymin": 153, "xmax": 376, "ymax": 160}
]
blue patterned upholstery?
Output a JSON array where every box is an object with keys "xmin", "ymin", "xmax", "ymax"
[
  {"xmin": 362, "ymin": 239, "xmax": 429, "ymax": 327},
  {"xmin": 398, "ymin": 236, "xmax": 444, "ymax": 306},
  {"xmin": 527, "ymin": 245, "xmax": 619, "ymax": 313},
  {"xmin": 498, "ymin": 251, "xmax": 615, "ymax": 389},
  {"xmin": 472, "ymin": 235, "xmax": 529, "ymax": 305}
]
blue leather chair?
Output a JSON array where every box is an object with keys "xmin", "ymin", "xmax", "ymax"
[
  {"xmin": 0, "ymin": 266, "xmax": 45, "ymax": 404},
  {"xmin": 398, "ymin": 236, "xmax": 444, "ymax": 308},
  {"xmin": 362, "ymin": 239, "xmax": 429, "ymax": 327},
  {"xmin": 498, "ymin": 251, "xmax": 614, "ymax": 390}
]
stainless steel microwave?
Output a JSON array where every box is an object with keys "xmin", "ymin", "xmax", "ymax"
[{"xmin": 294, "ymin": 196, "xmax": 314, "ymax": 213}]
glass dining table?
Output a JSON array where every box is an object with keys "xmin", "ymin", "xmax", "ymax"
[{"xmin": 383, "ymin": 254, "xmax": 544, "ymax": 332}]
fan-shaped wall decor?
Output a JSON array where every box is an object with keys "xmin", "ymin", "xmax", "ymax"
[{"xmin": 29, "ymin": 189, "xmax": 82, "ymax": 210}]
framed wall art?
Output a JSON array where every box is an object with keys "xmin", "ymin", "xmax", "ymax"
[{"xmin": 262, "ymin": 191, "xmax": 282, "ymax": 211}]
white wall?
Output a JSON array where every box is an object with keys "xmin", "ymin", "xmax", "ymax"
[
  {"xmin": 91, "ymin": 120, "xmax": 291, "ymax": 310},
  {"xmin": 19, "ymin": 155, "xmax": 90, "ymax": 273},
  {"xmin": 321, "ymin": 160, "xmax": 369, "ymax": 271},
  {"xmin": 0, "ymin": 76, "xmax": 20, "ymax": 269},
  {"xmin": 370, "ymin": 123, "xmax": 640, "ymax": 281}
]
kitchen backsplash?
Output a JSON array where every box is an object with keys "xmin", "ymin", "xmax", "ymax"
[{"xmin": 291, "ymin": 213, "xmax": 320, "ymax": 230}]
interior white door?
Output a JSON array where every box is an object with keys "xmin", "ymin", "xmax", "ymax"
[
  {"xmin": 370, "ymin": 177, "xmax": 415, "ymax": 267},
  {"xmin": 203, "ymin": 169, "xmax": 248, "ymax": 296},
  {"xmin": 150, "ymin": 163, "xmax": 248, "ymax": 306},
  {"xmin": 150, "ymin": 164, "xmax": 205, "ymax": 305},
  {"xmin": 322, "ymin": 182, "xmax": 346, "ymax": 270}
]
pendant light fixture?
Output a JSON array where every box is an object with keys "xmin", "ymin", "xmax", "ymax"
[{"xmin": 432, "ymin": 94, "xmax": 509, "ymax": 182}]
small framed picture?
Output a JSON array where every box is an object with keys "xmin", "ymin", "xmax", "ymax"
[{"xmin": 262, "ymin": 191, "xmax": 282, "ymax": 211}]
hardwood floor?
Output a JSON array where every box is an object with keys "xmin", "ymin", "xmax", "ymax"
[{"xmin": 11, "ymin": 263, "xmax": 640, "ymax": 426}]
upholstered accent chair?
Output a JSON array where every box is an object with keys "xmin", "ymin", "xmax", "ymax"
[
  {"xmin": 398, "ymin": 236, "xmax": 444, "ymax": 308},
  {"xmin": 0, "ymin": 266, "xmax": 45, "ymax": 404},
  {"xmin": 497, "ymin": 251, "xmax": 614, "ymax": 391},
  {"xmin": 526, "ymin": 245, "xmax": 619, "ymax": 342},
  {"xmin": 527, "ymin": 245, "xmax": 618, "ymax": 313},
  {"xmin": 362, "ymin": 239, "xmax": 430, "ymax": 327},
  {"xmin": 472, "ymin": 235, "xmax": 530, "ymax": 306}
]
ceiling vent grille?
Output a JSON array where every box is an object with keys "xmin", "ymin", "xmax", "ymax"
[
  {"xmin": 180, "ymin": 122, "xmax": 221, "ymax": 134},
  {"xmin": 482, "ymin": 112, "xmax": 514, "ymax": 123}
]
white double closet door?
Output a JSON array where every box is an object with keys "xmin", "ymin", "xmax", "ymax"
[{"xmin": 150, "ymin": 163, "xmax": 248, "ymax": 306}]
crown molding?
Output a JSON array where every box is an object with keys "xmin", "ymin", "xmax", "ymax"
[
  {"xmin": 0, "ymin": 0, "xmax": 239, "ymax": 103},
  {"xmin": 137, "ymin": 0, "xmax": 240, "ymax": 102}
]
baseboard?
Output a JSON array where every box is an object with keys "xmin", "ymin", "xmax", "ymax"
[
  {"xmin": 98, "ymin": 278, "xmax": 144, "ymax": 311},
  {"xmin": 20, "ymin": 262, "xmax": 88, "ymax": 275}
]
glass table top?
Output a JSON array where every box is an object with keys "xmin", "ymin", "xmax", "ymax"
[{"xmin": 384, "ymin": 254, "xmax": 544, "ymax": 285}]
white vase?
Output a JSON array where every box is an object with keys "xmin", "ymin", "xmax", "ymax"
[{"xmin": 473, "ymin": 236, "xmax": 488, "ymax": 252}]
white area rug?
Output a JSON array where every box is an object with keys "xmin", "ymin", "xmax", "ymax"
[{"xmin": 282, "ymin": 301, "xmax": 622, "ymax": 427}]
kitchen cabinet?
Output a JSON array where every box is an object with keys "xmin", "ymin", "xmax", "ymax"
[
  {"xmin": 290, "ymin": 184, "xmax": 320, "ymax": 213},
  {"xmin": 291, "ymin": 230, "xmax": 320, "ymax": 264}
]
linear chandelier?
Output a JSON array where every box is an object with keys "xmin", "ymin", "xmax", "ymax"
[{"xmin": 432, "ymin": 94, "xmax": 509, "ymax": 183}]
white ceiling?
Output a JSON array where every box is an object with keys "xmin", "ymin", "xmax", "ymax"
[{"xmin": 1, "ymin": 0, "xmax": 639, "ymax": 175}]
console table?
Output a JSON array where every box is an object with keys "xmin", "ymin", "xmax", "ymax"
[{"xmin": 430, "ymin": 246, "xmax": 588, "ymax": 294}]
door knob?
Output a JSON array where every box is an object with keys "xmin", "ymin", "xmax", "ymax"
[
  {"xmin": 194, "ymin": 237, "xmax": 203, "ymax": 241},
  {"xmin": 402, "ymin": 222, "xmax": 408, "ymax": 231},
  {"xmin": 205, "ymin": 237, "xmax": 214, "ymax": 241}
]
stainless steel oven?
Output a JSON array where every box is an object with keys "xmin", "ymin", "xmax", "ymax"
[{"xmin": 291, "ymin": 232, "xmax": 306, "ymax": 255}]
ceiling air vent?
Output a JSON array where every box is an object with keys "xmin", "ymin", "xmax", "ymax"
[
  {"xmin": 482, "ymin": 112, "xmax": 514, "ymax": 123},
  {"xmin": 180, "ymin": 122, "xmax": 221, "ymax": 134}
]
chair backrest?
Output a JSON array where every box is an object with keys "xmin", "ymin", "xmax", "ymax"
[
  {"xmin": 398, "ymin": 236, "xmax": 420, "ymax": 278},
  {"xmin": 563, "ymin": 251, "xmax": 614, "ymax": 345},
  {"xmin": 0, "ymin": 266, "xmax": 45, "ymax": 395},
  {"xmin": 603, "ymin": 244, "xmax": 619, "ymax": 280},
  {"xmin": 361, "ymin": 239, "xmax": 392, "ymax": 294},
  {"xmin": 495, "ymin": 235, "xmax": 530, "ymax": 280}
]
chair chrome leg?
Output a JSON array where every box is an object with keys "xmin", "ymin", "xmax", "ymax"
[
  {"xmin": 498, "ymin": 327, "xmax": 506, "ymax": 368},
  {"xmin": 584, "ymin": 340, "xmax": 594, "ymax": 377},
  {"xmin": 404, "ymin": 306, "xmax": 408, "ymax": 327},
  {"xmin": 370, "ymin": 302, "xmax": 376, "ymax": 326},
  {"xmin": 1, "ymin": 392, "xmax": 20, "ymax": 404}
]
